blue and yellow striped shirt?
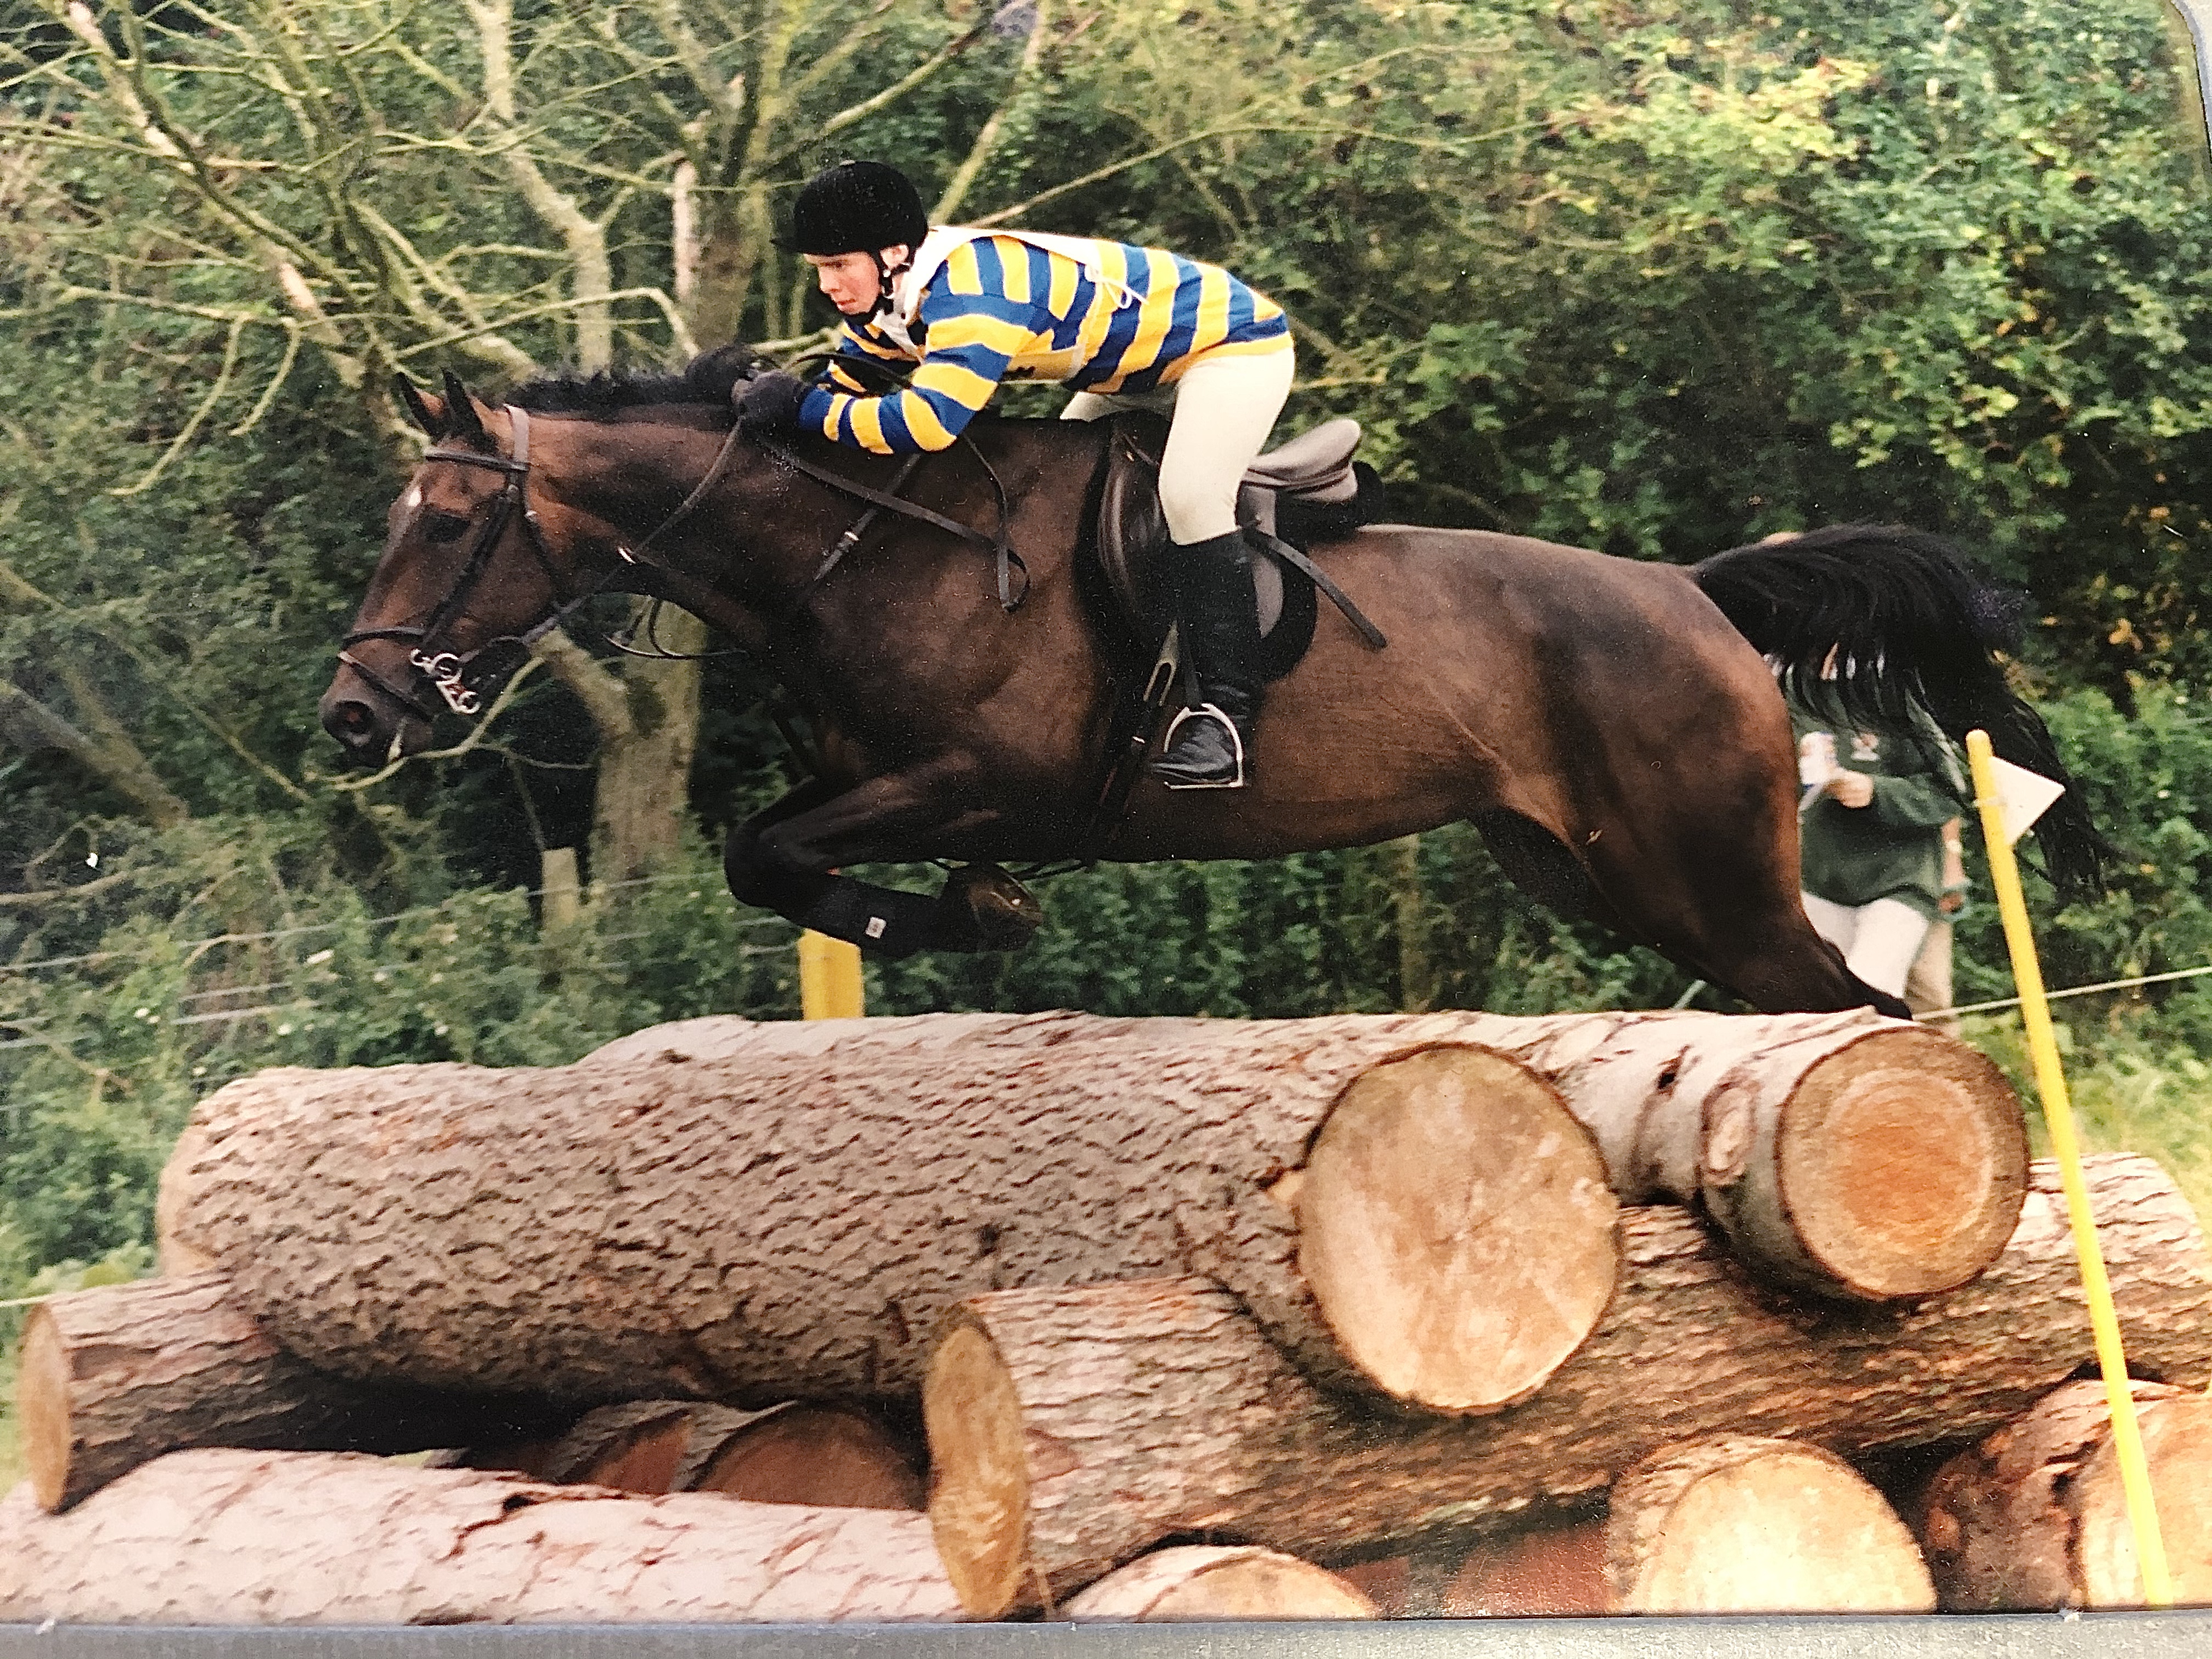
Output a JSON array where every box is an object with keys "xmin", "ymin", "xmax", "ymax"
[{"xmin": 798, "ymin": 232, "xmax": 1290, "ymax": 455}]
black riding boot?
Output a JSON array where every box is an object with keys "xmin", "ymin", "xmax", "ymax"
[{"xmin": 1149, "ymin": 530, "xmax": 1265, "ymax": 790}]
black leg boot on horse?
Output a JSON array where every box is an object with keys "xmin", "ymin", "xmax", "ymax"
[
  {"xmin": 725, "ymin": 805, "xmax": 1043, "ymax": 960},
  {"xmin": 1149, "ymin": 531, "xmax": 1267, "ymax": 790}
]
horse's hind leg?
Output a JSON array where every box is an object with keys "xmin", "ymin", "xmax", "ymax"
[{"xmin": 1584, "ymin": 790, "xmax": 1914, "ymax": 1020}]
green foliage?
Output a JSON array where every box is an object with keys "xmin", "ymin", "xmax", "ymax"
[{"xmin": 1963, "ymin": 1017, "xmax": 2212, "ymax": 1224}]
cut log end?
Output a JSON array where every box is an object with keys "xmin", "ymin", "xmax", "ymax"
[
  {"xmin": 17, "ymin": 1310, "xmax": 71, "ymax": 1514},
  {"xmin": 924, "ymin": 1320, "xmax": 1031, "ymax": 1619},
  {"xmin": 1296, "ymin": 1044, "xmax": 1619, "ymax": 1411},
  {"xmin": 540, "ymin": 1402, "xmax": 697, "ymax": 1493},
  {"xmin": 1774, "ymin": 1032, "xmax": 2026, "ymax": 1299},
  {"xmin": 2076, "ymin": 1395, "xmax": 2212, "ymax": 1608},
  {"xmin": 1612, "ymin": 1440, "xmax": 1936, "ymax": 1614},
  {"xmin": 691, "ymin": 1406, "xmax": 923, "ymax": 1510},
  {"xmin": 1064, "ymin": 1546, "xmax": 1376, "ymax": 1620}
]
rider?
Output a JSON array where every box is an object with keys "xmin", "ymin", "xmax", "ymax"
[{"xmin": 736, "ymin": 159, "xmax": 1296, "ymax": 791}]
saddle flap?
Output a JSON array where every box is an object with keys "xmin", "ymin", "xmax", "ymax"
[{"xmin": 1092, "ymin": 411, "xmax": 1389, "ymax": 680}]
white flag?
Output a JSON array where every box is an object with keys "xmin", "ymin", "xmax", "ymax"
[{"xmin": 1987, "ymin": 756, "xmax": 2066, "ymax": 846}]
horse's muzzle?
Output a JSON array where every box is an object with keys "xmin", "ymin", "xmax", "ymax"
[{"xmin": 319, "ymin": 668, "xmax": 428, "ymax": 768}]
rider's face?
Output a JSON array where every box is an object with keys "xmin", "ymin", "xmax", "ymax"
[{"xmin": 806, "ymin": 247, "xmax": 908, "ymax": 317}]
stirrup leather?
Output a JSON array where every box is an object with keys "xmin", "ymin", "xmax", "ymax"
[{"xmin": 1155, "ymin": 702, "xmax": 1247, "ymax": 791}]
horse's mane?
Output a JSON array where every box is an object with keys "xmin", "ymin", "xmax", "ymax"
[{"xmin": 504, "ymin": 343, "xmax": 759, "ymax": 418}]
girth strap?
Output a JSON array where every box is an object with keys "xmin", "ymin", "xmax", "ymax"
[{"xmin": 1250, "ymin": 528, "xmax": 1389, "ymax": 651}]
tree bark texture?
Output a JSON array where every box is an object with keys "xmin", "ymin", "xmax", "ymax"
[
  {"xmin": 0, "ymin": 1449, "xmax": 962, "ymax": 1625},
  {"xmin": 154, "ymin": 1012, "xmax": 1050, "ymax": 1276},
  {"xmin": 1060, "ymin": 1546, "xmax": 1376, "ymax": 1621},
  {"xmin": 160, "ymin": 1011, "xmax": 1623, "ymax": 1413},
  {"xmin": 17, "ymin": 1271, "xmax": 558, "ymax": 1513},
  {"xmin": 1436, "ymin": 1008, "xmax": 2025, "ymax": 1299},
  {"xmin": 1917, "ymin": 1379, "xmax": 2212, "ymax": 1610},
  {"xmin": 922, "ymin": 1156, "xmax": 2212, "ymax": 1617},
  {"xmin": 1601, "ymin": 1436, "xmax": 1934, "ymax": 1612}
]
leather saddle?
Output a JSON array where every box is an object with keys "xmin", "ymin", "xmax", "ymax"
[{"xmin": 1092, "ymin": 413, "xmax": 1385, "ymax": 682}]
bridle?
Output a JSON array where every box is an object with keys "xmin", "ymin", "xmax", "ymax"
[
  {"xmin": 338, "ymin": 406, "xmax": 580, "ymax": 722},
  {"xmin": 338, "ymin": 404, "xmax": 747, "ymax": 723},
  {"xmin": 337, "ymin": 390, "xmax": 1024, "ymax": 727}
]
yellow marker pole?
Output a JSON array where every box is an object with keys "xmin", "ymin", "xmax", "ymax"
[
  {"xmin": 1966, "ymin": 729, "xmax": 2171, "ymax": 1607},
  {"xmin": 798, "ymin": 929, "xmax": 865, "ymax": 1019}
]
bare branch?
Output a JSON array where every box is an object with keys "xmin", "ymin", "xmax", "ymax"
[
  {"xmin": 761, "ymin": 20, "xmax": 988, "ymax": 171},
  {"xmin": 934, "ymin": 0, "xmax": 1054, "ymax": 223},
  {"xmin": 397, "ymin": 286, "xmax": 695, "ymax": 364},
  {"xmin": 532, "ymin": 629, "xmax": 635, "ymax": 743},
  {"xmin": 111, "ymin": 315, "xmax": 245, "ymax": 497},
  {"xmin": 467, "ymin": 0, "xmax": 614, "ymax": 367},
  {"xmin": 0, "ymin": 556, "xmax": 313, "ymax": 806},
  {"xmin": 0, "ymin": 676, "xmax": 189, "ymax": 827}
]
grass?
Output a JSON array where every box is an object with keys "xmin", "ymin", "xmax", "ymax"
[{"xmin": 1960, "ymin": 1014, "xmax": 2212, "ymax": 1222}]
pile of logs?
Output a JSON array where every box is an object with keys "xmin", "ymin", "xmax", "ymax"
[{"xmin": 5, "ymin": 1007, "xmax": 2209, "ymax": 1624}]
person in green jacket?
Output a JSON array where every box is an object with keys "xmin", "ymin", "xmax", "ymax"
[{"xmin": 1791, "ymin": 693, "xmax": 1968, "ymax": 1001}]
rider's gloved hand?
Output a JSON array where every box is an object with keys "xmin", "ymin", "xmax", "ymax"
[{"xmin": 736, "ymin": 370, "xmax": 809, "ymax": 433}]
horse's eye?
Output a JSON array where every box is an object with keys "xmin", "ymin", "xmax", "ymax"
[{"xmin": 421, "ymin": 510, "xmax": 471, "ymax": 544}]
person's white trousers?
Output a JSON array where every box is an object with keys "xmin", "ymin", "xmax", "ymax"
[
  {"xmin": 1060, "ymin": 343, "xmax": 1296, "ymax": 544},
  {"xmin": 1801, "ymin": 892, "xmax": 1932, "ymax": 1000}
]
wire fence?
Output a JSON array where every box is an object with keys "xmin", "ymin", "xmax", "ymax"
[
  {"xmin": 0, "ymin": 869, "xmax": 785, "ymax": 978},
  {"xmin": 0, "ymin": 870, "xmax": 800, "ymax": 1053}
]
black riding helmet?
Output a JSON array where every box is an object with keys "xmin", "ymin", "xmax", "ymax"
[{"xmin": 788, "ymin": 160, "xmax": 929, "ymax": 257}]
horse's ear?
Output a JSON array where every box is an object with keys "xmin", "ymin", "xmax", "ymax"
[
  {"xmin": 439, "ymin": 369, "xmax": 489, "ymax": 447},
  {"xmin": 394, "ymin": 374, "xmax": 444, "ymax": 438}
]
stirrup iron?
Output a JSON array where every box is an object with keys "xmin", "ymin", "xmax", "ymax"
[{"xmin": 1156, "ymin": 702, "xmax": 1247, "ymax": 791}]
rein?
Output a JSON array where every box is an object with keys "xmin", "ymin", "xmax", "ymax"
[
  {"xmin": 755, "ymin": 431, "xmax": 1028, "ymax": 615},
  {"xmin": 338, "ymin": 399, "xmax": 1027, "ymax": 724}
]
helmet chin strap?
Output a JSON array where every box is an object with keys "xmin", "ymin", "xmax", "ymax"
[{"xmin": 867, "ymin": 246, "xmax": 914, "ymax": 318}]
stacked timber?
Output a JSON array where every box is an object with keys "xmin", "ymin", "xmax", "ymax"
[
  {"xmin": 155, "ymin": 1013, "xmax": 1634, "ymax": 1412},
  {"xmin": 921, "ymin": 1156, "xmax": 2211, "ymax": 1616},
  {"xmin": 1915, "ymin": 1379, "xmax": 2212, "ymax": 1610},
  {"xmin": 4, "ymin": 1008, "xmax": 2204, "ymax": 1626}
]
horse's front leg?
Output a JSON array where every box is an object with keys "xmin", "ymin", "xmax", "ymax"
[{"xmin": 722, "ymin": 759, "xmax": 1041, "ymax": 957}]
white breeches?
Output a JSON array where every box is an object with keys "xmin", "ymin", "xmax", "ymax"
[
  {"xmin": 1801, "ymin": 893, "xmax": 1933, "ymax": 1001},
  {"xmin": 1060, "ymin": 342, "xmax": 1296, "ymax": 543}
]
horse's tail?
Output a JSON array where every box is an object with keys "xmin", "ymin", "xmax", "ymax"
[{"xmin": 1693, "ymin": 524, "xmax": 2105, "ymax": 901}]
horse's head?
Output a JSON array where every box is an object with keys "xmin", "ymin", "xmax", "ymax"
[{"xmin": 321, "ymin": 372, "xmax": 584, "ymax": 766}]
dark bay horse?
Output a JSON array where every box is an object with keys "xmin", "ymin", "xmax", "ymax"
[{"xmin": 321, "ymin": 347, "xmax": 2100, "ymax": 1019}]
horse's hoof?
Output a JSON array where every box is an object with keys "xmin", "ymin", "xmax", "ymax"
[{"xmin": 938, "ymin": 864, "xmax": 1044, "ymax": 951}]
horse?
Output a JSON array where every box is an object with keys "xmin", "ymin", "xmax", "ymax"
[{"xmin": 321, "ymin": 345, "xmax": 2101, "ymax": 1020}]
